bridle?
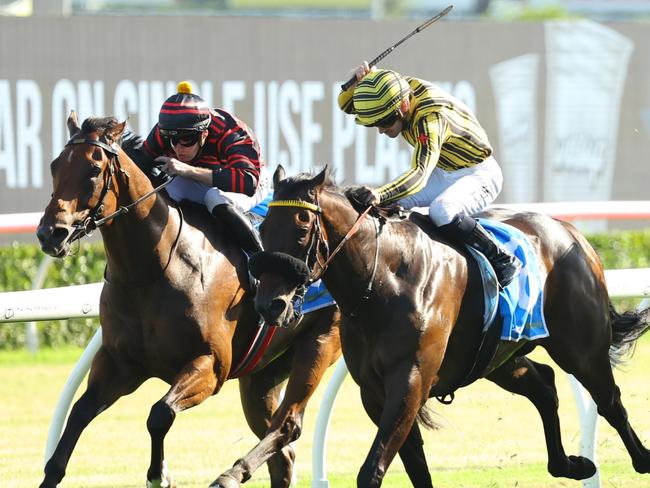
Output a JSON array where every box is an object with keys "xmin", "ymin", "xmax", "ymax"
[
  {"xmin": 59, "ymin": 135, "xmax": 183, "ymax": 287},
  {"xmin": 63, "ymin": 136, "xmax": 174, "ymax": 244},
  {"xmin": 268, "ymin": 196, "xmax": 381, "ymax": 317}
]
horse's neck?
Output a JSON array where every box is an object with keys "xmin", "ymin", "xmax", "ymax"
[
  {"xmin": 319, "ymin": 193, "xmax": 378, "ymax": 304},
  {"xmin": 100, "ymin": 157, "xmax": 181, "ymax": 283}
]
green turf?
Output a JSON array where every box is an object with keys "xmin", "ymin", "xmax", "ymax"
[
  {"xmin": 0, "ymin": 346, "xmax": 84, "ymax": 366},
  {"xmin": 1, "ymin": 336, "xmax": 649, "ymax": 487}
]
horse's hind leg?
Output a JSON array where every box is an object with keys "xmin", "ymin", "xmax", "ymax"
[
  {"xmin": 212, "ymin": 309, "xmax": 340, "ymax": 488},
  {"xmin": 40, "ymin": 346, "xmax": 145, "ymax": 488},
  {"xmin": 146, "ymin": 354, "xmax": 218, "ymax": 488},
  {"xmin": 487, "ymin": 356, "xmax": 597, "ymax": 480},
  {"xmin": 548, "ymin": 343, "xmax": 650, "ymax": 474}
]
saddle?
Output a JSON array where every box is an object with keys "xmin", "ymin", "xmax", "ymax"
[{"xmin": 408, "ymin": 212, "xmax": 548, "ymax": 397}]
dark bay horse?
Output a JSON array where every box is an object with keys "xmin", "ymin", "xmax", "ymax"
[
  {"xmin": 252, "ymin": 166, "xmax": 650, "ymax": 488},
  {"xmin": 36, "ymin": 113, "xmax": 341, "ymax": 488}
]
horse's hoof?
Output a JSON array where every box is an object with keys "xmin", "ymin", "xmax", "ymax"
[
  {"xmin": 146, "ymin": 476, "xmax": 176, "ymax": 488},
  {"xmin": 147, "ymin": 461, "xmax": 176, "ymax": 488},
  {"xmin": 548, "ymin": 455, "xmax": 597, "ymax": 480},
  {"xmin": 209, "ymin": 474, "xmax": 240, "ymax": 488}
]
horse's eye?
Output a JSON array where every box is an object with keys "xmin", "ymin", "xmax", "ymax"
[
  {"xmin": 296, "ymin": 225, "xmax": 309, "ymax": 242},
  {"xmin": 89, "ymin": 165, "xmax": 102, "ymax": 178},
  {"xmin": 297, "ymin": 209, "xmax": 310, "ymax": 223}
]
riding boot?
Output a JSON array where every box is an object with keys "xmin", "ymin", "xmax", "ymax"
[
  {"xmin": 211, "ymin": 203, "xmax": 264, "ymax": 257},
  {"xmin": 438, "ymin": 215, "xmax": 522, "ymax": 287}
]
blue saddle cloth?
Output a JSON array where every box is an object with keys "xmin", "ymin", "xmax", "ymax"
[
  {"xmin": 249, "ymin": 193, "xmax": 336, "ymax": 315},
  {"xmin": 473, "ymin": 218, "xmax": 549, "ymax": 341}
]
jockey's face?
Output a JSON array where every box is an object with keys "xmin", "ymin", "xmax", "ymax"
[
  {"xmin": 171, "ymin": 129, "xmax": 208, "ymax": 162},
  {"xmin": 377, "ymin": 117, "xmax": 404, "ymax": 138},
  {"xmin": 377, "ymin": 97, "xmax": 408, "ymax": 138}
]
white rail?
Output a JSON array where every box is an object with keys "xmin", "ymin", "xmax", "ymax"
[{"xmin": 0, "ymin": 283, "xmax": 103, "ymax": 323}]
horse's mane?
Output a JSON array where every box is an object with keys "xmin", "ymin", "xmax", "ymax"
[
  {"xmin": 80, "ymin": 116, "xmax": 153, "ymax": 173},
  {"xmin": 81, "ymin": 116, "xmax": 120, "ymax": 135},
  {"xmin": 278, "ymin": 168, "xmax": 353, "ymax": 202},
  {"xmin": 279, "ymin": 168, "xmax": 337, "ymax": 192},
  {"xmin": 79, "ymin": 116, "xmax": 143, "ymax": 159}
]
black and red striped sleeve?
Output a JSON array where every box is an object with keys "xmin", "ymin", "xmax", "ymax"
[{"xmin": 211, "ymin": 122, "xmax": 262, "ymax": 196}]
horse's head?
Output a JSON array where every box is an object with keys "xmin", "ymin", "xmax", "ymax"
[
  {"xmin": 251, "ymin": 165, "xmax": 333, "ymax": 327},
  {"xmin": 37, "ymin": 111, "xmax": 127, "ymax": 257}
]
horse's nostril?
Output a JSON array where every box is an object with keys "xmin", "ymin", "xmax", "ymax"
[
  {"xmin": 36, "ymin": 226, "xmax": 52, "ymax": 244},
  {"xmin": 52, "ymin": 226, "xmax": 70, "ymax": 243},
  {"xmin": 269, "ymin": 298, "xmax": 287, "ymax": 317}
]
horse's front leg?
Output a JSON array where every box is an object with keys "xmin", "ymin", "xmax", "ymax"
[
  {"xmin": 360, "ymin": 388, "xmax": 433, "ymax": 488},
  {"xmin": 146, "ymin": 354, "xmax": 218, "ymax": 488},
  {"xmin": 357, "ymin": 359, "xmax": 431, "ymax": 488},
  {"xmin": 40, "ymin": 346, "xmax": 145, "ymax": 488},
  {"xmin": 212, "ymin": 310, "xmax": 341, "ymax": 488}
]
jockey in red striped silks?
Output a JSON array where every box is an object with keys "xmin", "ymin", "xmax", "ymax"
[{"xmin": 143, "ymin": 81, "xmax": 270, "ymax": 259}]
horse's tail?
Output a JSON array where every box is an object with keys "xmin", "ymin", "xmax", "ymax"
[
  {"xmin": 417, "ymin": 402, "xmax": 440, "ymax": 431},
  {"xmin": 609, "ymin": 301, "xmax": 650, "ymax": 367}
]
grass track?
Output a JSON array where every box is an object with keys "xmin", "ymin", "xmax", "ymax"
[{"xmin": 1, "ymin": 335, "xmax": 649, "ymax": 487}]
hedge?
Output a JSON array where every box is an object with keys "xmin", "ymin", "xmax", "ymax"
[{"xmin": 1, "ymin": 230, "xmax": 649, "ymax": 349}]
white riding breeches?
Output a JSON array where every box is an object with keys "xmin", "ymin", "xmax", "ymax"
[
  {"xmin": 397, "ymin": 156, "xmax": 503, "ymax": 226},
  {"xmin": 165, "ymin": 165, "xmax": 271, "ymax": 213}
]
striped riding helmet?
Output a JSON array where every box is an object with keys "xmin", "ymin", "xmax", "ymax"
[
  {"xmin": 352, "ymin": 69, "xmax": 410, "ymax": 126},
  {"xmin": 158, "ymin": 81, "xmax": 211, "ymax": 133}
]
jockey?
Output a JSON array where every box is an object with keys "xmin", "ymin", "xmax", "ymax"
[
  {"xmin": 339, "ymin": 63, "xmax": 521, "ymax": 287},
  {"xmin": 143, "ymin": 81, "xmax": 269, "ymax": 258}
]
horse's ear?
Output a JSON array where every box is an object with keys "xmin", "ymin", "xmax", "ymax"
[
  {"xmin": 107, "ymin": 120, "xmax": 127, "ymax": 142},
  {"xmin": 273, "ymin": 165, "xmax": 286, "ymax": 188},
  {"xmin": 311, "ymin": 165, "xmax": 328, "ymax": 188},
  {"xmin": 67, "ymin": 110, "xmax": 80, "ymax": 137}
]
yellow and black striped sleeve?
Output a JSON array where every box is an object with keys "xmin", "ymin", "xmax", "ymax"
[
  {"xmin": 337, "ymin": 85, "xmax": 356, "ymax": 114},
  {"xmin": 377, "ymin": 114, "xmax": 447, "ymax": 203}
]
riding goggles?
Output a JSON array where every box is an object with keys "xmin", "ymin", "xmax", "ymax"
[
  {"xmin": 371, "ymin": 110, "xmax": 401, "ymax": 128},
  {"xmin": 159, "ymin": 129, "xmax": 202, "ymax": 147}
]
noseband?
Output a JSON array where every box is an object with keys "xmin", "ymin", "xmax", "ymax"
[{"xmin": 262, "ymin": 198, "xmax": 380, "ymax": 318}]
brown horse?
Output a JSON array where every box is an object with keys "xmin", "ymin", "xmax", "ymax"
[
  {"xmin": 252, "ymin": 166, "xmax": 650, "ymax": 488},
  {"xmin": 36, "ymin": 113, "xmax": 341, "ymax": 488}
]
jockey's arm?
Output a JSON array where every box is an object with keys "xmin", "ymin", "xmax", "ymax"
[
  {"xmin": 337, "ymin": 62, "xmax": 373, "ymax": 114},
  {"xmin": 337, "ymin": 85, "xmax": 355, "ymax": 114},
  {"xmin": 155, "ymin": 158, "xmax": 213, "ymax": 185},
  {"xmin": 210, "ymin": 133, "xmax": 262, "ymax": 196},
  {"xmin": 376, "ymin": 114, "xmax": 447, "ymax": 204},
  {"xmin": 153, "ymin": 157, "xmax": 256, "ymax": 196}
]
